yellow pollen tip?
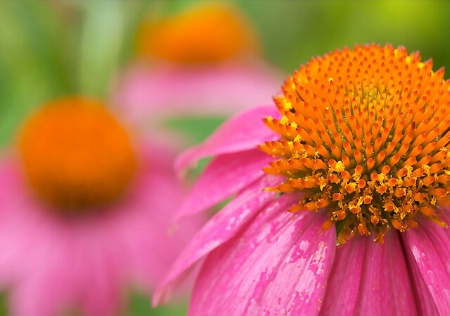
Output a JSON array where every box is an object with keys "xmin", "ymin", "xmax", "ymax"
[
  {"xmin": 18, "ymin": 97, "xmax": 137, "ymax": 213},
  {"xmin": 261, "ymin": 44, "xmax": 450, "ymax": 244},
  {"xmin": 135, "ymin": 3, "xmax": 259, "ymax": 63}
]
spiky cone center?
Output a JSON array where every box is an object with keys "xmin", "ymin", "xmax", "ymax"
[
  {"xmin": 260, "ymin": 44, "xmax": 450, "ymax": 245},
  {"xmin": 135, "ymin": 3, "xmax": 259, "ymax": 63},
  {"xmin": 18, "ymin": 97, "xmax": 137, "ymax": 214}
]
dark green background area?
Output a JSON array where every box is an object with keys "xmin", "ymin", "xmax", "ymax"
[{"xmin": 0, "ymin": 0, "xmax": 449, "ymax": 315}]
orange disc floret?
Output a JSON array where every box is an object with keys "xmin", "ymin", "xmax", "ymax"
[
  {"xmin": 260, "ymin": 44, "xmax": 450, "ymax": 245},
  {"xmin": 18, "ymin": 97, "xmax": 137, "ymax": 213},
  {"xmin": 136, "ymin": 3, "xmax": 259, "ymax": 63}
]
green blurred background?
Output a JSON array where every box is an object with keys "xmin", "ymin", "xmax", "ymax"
[{"xmin": 1, "ymin": 0, "xmax": 449, "ymax": 315}]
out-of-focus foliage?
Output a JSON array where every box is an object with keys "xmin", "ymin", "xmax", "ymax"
[
  {"xmin": 241, "ymin": 0, "xmax": 450, "ymax": 72},
  {"xmin": 1, "ymin": 0, "xmax": 449, "ymax": 315}
]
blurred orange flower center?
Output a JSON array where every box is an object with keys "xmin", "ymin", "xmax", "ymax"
[
  {"xmin": 260, "ymin": 44, "xmax": 450, "ymax": 245},
  {"xmin": 18, "ymin": 97, "xmax": 137, "ymax": 213},
  {"xmin": 136, "ymin": 3, "xmax": 258, "ymax": 63}
]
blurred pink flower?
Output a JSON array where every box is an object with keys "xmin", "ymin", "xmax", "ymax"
[
  {"xmin": 0, "ymin": 97, "xmax": 202, "ymax": 316},
  {"xmin": 154, "ymin": 45, "xmax": 450, "ymax": 314},
  {"xmin": 113, "ymin": 61, "xmax": 282, "ymax": 123},
  {"xmin": 112, "ymin": 2, "xmax": 282, "ymax": 124}
]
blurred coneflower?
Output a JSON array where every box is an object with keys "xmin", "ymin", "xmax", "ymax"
[
  {"xmin": 154, "ymin": 44, "xmax": 450, "ymax": 315},
  {"xmin": 112, "ymin": 2, "xmax": 282, "ymax": 125},
  {"xmin": 0, "ymin": 97, "xmax": 203, "ymax": 316}
]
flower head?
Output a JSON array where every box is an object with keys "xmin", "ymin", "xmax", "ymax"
[
  {"xmin": 0, "ymin": 97, "xmax": 202, "ymax": 316},
  {"xmin": 154, "ymin": 44, "xmax": 450, "ymax": 314},
  {"xmin": 18, "ymin": 98, "xmax": 137, "ymax": 211},
  {"xmin": 135, "ymin": 2, "xmax": 258, "ymax": 63},
  {"xmin": 260, "ymin": 44, "xmax": 450, "ymax": 244},
  {"xmin": 113, "ymin": 2, "xmax": 282, "ymax": 124}
]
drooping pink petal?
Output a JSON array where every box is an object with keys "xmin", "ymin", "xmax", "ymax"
[
  {"xmin": 153, "ymin": 175, "xmax": 281, "ymax": 305},
  {"xmin": 110, "ymin": 140, "xmax": 206, "ymax": 289},
  {"xmin": 10, "ymin": 239, "xmax": 124, "ymax": 316},
  {"xmin": 401, "ymin": 235, "xmax": 440, "ymax": 315},
  {"xmin": 189, "ymin": 196, "xmax": 336, "ymax": 316},
  {"xmin": 404, "ymin": 219, "xmax": 450, "ymax": 314},
  {"xmin": 112, "ymin": 61, "xmax": 282, "ymax": 123},
  {"xmin": 176, "ymin": 149, "xmax": 274, "ymax": 219},
  {"xmin": 76, "ymin": 245, "xmax": 124, "ymax": 316},
  {"xmin": 10, "ymin": 259, "xmax": 78, "ymax": 316},
  {"xmin": 175, "ymin": 105, "xmax": 280, "ymax": 173},
  {"xmin": 0, "ymin": 160, "xmax": 40, "ymax": 286},
  {"xmin": 321, "ymin": 232, "xmax": 422, "ymax": 315}
]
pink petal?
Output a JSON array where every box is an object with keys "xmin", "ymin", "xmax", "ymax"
[
  {"xmin": 10, "ymin": 244, "xmax": 123, "ymax": 316},
  {"xmin": 153, "ymin": 175, "xmax": 281, "ymax": 305},
  {"xmin": 321, "ymin": 232, "xmax": 422, "ymax": 315},
  {"xmin": 401, "ymin": 235, "xmax": 440, "ymax": 315},
  {"xmin": 76, "ymin": 248, "xmax": 123, "ymax": 316},
  {"xmin": 10, "ymin": 262, "xmax": 77, "ymax": 316},
  {"xmin": 189, "ymin": 196, "xmax": 336, "ymax": 315},
  {"xmin": 176, "ymin": 149, "xmax": 274, "ymax": 219},
  {"xmin": 112, "ymin": 61, "xmax": 283, "ymax": 122},
  {"xmin": 175, "ymin": 105, "xmax": 280, "ymax": 173},
  {"xmin": 404, "ymin": 219, "xmax": 450, "ymax": 314}
]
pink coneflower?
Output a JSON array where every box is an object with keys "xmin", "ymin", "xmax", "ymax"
[
  {"xmin": 154, "ymin": 44, "xmax": 450, "ymax": 314},
  {"xmin": 0, "ymin": 97, "xmax": 201, "ymax": 316},
  {"xmin": 112, "ymin": 2, "xmax": 282, "ymax": 124}
]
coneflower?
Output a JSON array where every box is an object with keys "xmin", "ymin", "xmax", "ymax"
[{"xmin": 155, "ymin": 44, "xmax": 450, "ymax": 315}]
